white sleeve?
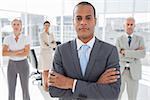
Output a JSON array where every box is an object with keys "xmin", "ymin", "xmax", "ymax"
[
  {"xmin": 3, "ymin": 36, "xmax": 9, "ymax": 45},
  {"xmin": 72, "ymin": 79, "xmax": 77, "ymax": 93}
]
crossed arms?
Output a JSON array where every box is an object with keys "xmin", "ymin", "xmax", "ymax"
[
  {"xmin": 49, "ymin": 46, "xmax": 121, "ymax": 99},
  {"xmin": 2, "ymin": 44, "xmax": 30, "ymax": 57}
]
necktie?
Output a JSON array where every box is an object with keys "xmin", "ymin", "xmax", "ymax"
[
  {"xmin": 128, "ymin": 36, "xmax": 132, "ymax": 47},
  {"xmin": 79, "ymin": 45, "xmax": 89, "ymax": 76},
  {"xmin": 15, "ymin": 36, "xmax": 19, "ymax": 42}
]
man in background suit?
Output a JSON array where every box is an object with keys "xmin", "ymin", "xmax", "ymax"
[
  {"xmin": 116, "ymin": 17, "xmax": 146, "ymax": 100},
  {"xmin": 49, "ymin": 1, "xmax": 121, "ymax": 100}
]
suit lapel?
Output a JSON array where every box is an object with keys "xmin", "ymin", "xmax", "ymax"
[
  {"xmin": 84, "ymin": 38, "xmax": 102, "ymax": 79},
  {"xmin": 122, "ymin": 35, "xmax": 130, "ymax": 49},
  {"xmin": 130, "ymin": 35, "xmax": 136, "ymax": 49},
  {"xmin": 70, "ymin": 39, "xmax": 83, "ymax": 78}
]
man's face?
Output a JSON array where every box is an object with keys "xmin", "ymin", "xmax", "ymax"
[
  {"xmin": 73, "ymin": 5, "xmax": 96, "ymax": 41},
  {"xmin": 124, "ymin": 19, "xmax": 135, "ymax": 35},
  {"xmin": 11, "ymin": 20, "xmax": 22, "ymax": 34}
]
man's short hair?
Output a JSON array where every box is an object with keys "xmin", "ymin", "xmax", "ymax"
[
  {"xmin": 124, "ymin": 17, "xmax": 135, "ymax": 25},
  {"xmin": 73, "ymin": 1, "xmax": 96, "ymax": 18},
  {"xmin": 44, "ymin": 21, "xmax": 50, "ymax": 25}
]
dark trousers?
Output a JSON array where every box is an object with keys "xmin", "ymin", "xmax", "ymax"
[{"xmin": 7, "ymin": 59, "xmax": 30, "ymax": 100}]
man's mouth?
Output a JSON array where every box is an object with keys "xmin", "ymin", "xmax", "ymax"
[{"xmin": 79, "ymin": 28, "xmax": 89, "ymax": 30}]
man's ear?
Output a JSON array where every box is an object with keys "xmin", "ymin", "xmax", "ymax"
[
  {"xmin": 72, "ymin": 18, "xmax": 75, "ymax": 26},
  {"xmin": 123, "ymin": 24, "xmax": 125, "ymax": 29},
  {"xmin": 94, "ymin": 18, "xmax": 97, "ymax": 26}
]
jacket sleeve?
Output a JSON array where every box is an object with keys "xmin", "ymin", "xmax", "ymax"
[
  {"xmin": 49, "ymin": 33, "xmax": 57, "ymax": 49},
  {"xmin": 49, "ymin": 46, "xmax": 73, "ymax": 98},
  {"xmin": 124, "ymin": 37, "xmax": 146, "ymax": 59}
]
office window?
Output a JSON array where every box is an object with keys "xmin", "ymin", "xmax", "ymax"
[
  {"xmin": 134, "ymin": 13, "xmax": 150, "ymax": 52},
  {"xmin": 135, "ymin": 0, "xmax": 150, "ymax": 12},
  {"xmin": 106, "ymin": 0, "xmax": 134, "ymax": 13},
  {"xmin": 0, "ymin": 0, "xmax": 26, "ymax": 12},
  {"xmin": 27, "ymin": 14, "xmax": 44, "ymax": 47}
]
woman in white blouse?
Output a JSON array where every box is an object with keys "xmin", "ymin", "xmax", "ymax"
[
  {"xmin": 2, "ymin": 19, "xmax": 30, "ymax": 100},
  {"xmin": 39, "ymin": 21, "xmax": 56, "ymax": 91}
]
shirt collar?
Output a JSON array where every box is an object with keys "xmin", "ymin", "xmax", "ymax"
[
  {"xmin": 125, "ymin": 32, "xmax": 133, "ymax": 38},
  {"xmin": 76, "ymin": 36, "xmax": 95, "ymax": 50},
  {"xmin": 13, "ymin": 33, "xmax": 22, "ymax": 38}
]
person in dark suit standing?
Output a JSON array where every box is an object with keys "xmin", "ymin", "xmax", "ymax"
[{"xmin": 49, "ymin": 1, "xmax": 121, "ymax": 100}]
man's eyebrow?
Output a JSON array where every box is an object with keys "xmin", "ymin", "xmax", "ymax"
[
  {"xmin": 86, "ymin": 15, "xmax": 92, "ymax": 17},
  {"xmin": 76, "ymin": 15, "xmax": 82, "ymax": 17},
  {"xmin": 76, "ymin": 15, "xmax": 92, "ymax": 18}
]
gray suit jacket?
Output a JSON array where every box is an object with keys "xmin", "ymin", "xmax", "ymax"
[
  {"xmin": 49, "ymin": 37, "xmax": 121, "ymax": 100},
  {"xmin": 116, "ymin": 34, "xmax": 146, "ymax": 80}
]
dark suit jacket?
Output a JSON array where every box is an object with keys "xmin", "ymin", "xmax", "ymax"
[{"xmin": 49, "ymin": 37, "xmax": 121, "ymax": 100}]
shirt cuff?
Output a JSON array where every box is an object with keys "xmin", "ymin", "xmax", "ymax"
[{"xmin": 72, "ymin": 79, "xmax": 77, "ymax": 93}]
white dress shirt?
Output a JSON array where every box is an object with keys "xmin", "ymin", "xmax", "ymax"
[
  {"xmin": 3, "ymin": 34, "xmax": 30, "ymax": 61},
  {"xmin": 72, "ymin": 36, "xmax": 96, "ymax": 92},
  {"xmin": 125, "ymin": 32, "xmax": 133, "ymax": 38}
]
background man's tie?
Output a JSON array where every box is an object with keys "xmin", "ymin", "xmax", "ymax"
[
  {"xmin": 128, "ymin": 36, "xmax": 132, "ymax": 47},
  {"xmin": 79, "ymin": 45, "xmax": 89, "ymax": 76}
]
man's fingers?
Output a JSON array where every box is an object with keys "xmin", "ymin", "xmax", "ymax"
[
  {"xmin": 105, "ymin": 79, "xmax": 118, "ymax": 84},
  {"xmin": 100, "ymin": 76, "xmax": 119, "ymax": 84},
  {"xmin": 106, "ymin": 75, "xmax": 120, "ymax": 81},
  {"xmin": 102, "ymin": 70, "xmax": 119, "ymax": 77},
  {"xmin": 104, "ymin": 68, "xmax": 116, "ymax": 74},
  {"xmin": 103, "ymin": 68, "xmax": 119, "ymax": 75},
  {"xmin": 49, "ymin": 82, "xmax": 56, "ymax": 87},
  {"xmin": 49, "ymin": 71, "xmax": 58, "ymax": 83},
  {"xmin": 49, "ymin": 79, "xmax": 55, "ymax": 83},
  {"xmin": 98, "ymin": 72, "xmax": 120, "ymax": 84},
  {"xmin": 50, "ymin": 71, "xmax": 57, "ymax": 76}
]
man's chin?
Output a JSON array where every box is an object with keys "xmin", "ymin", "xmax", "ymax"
[{"xmin": 80, "ymin": 35, "xmax": 91, "ymax": 39}]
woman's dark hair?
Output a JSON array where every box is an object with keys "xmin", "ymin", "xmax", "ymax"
[{"xmin": 44, "ymin": 21, "xmax": 50, "ymax": 25}]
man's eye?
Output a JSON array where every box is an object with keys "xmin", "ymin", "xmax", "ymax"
[
  {"xmin": 86, "ymin": 17, "xmax": 91, "ymax": 20},
  {"xmin": 76, "ymin": 17, "xmax": 82, "ymax": 21}
]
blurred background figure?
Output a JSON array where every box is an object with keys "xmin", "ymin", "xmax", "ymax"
[
  {"xmin": 39, "ymin": 21, "xmax": 56, "ymax": 91},
  {"xmin": 116, "ymin": 17, "xmax": 146, "ymax": 100},
  {"xmin": 2, "ymin": 19, "xmax": 30, "ymax": 100}
]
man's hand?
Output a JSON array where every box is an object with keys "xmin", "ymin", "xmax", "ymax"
[
  {"xmin": 97, "ymin": 68, "xmax": 120, "ymax": 84},
  {"xmin": 135, "ymin": 46, "xmax": 144, "ymax": 50},
  {"xmin": 49, "ymin": 71, "xmax": 74, "ymax": 89},
  {"xmin": 120, "ymin": 48, "xmax": 125, "ymax": 56}
]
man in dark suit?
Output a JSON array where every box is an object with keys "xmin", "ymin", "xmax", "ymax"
[{"xmin": 49, "ymin": 1, "xmax": 121, "ymax": 100}]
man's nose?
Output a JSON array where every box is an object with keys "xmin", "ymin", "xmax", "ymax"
[
  {"xmin": 128, "ymin": 24, "xmax": 133, "ymax": 28},
  {"xmin": 80, "ymin": 19, "xmax": 87, "ymax": 25}
]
